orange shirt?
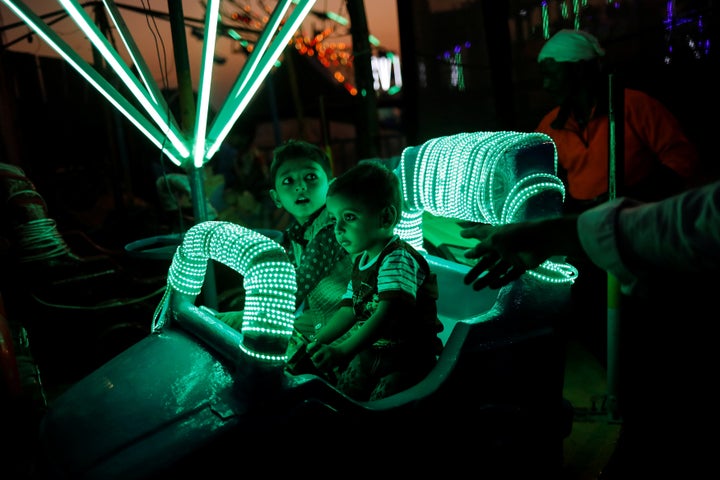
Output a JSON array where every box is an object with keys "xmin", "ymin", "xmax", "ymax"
[{"xmin": 536, "ymin": 89, "xmax": 698, "ymax": 200}]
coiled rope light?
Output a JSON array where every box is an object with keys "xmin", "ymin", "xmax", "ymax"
[
  {"xmin": 395, "ymin": 131, "xmax": 577, "ymax": 285},
  {"xmin": 161, "ymin": 221, "xmax": 296, "ymax": 363}
]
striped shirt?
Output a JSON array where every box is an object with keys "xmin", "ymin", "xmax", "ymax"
[{"xmin": 340, "ymin": 235, "xmax": 443, "ymax": 348}]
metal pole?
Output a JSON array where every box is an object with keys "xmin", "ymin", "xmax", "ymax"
[
  {"xmin": 346, "ymin": 0, "xmax": 380, "ymax": 160},
  {"xmin": 606, "ymin": 72, "xmax": 624, "ymax": 421},
  {"xmin": 167, "ymin": 1, "xmax": 217, "ymax": 309}
]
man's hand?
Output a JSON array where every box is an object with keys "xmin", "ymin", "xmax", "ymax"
[
  {"xmin": 459, "ymin": 217, "xmax": 578, "ymax": 290},
  {"xmin": 460, "ymin": 223, "xmax": 540, "ymax": 290}
]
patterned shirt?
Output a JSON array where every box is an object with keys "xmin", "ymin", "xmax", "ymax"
[{"xmin": 282, "ymin": 206, "xmax": 349, "ymax": 308}]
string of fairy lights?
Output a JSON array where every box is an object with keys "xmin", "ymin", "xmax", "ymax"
[
  {"xmin": 214, "ymin": 0, "xmax": 389, "ymax": 97},
  {"xmin": 537, "ymin": 0, "xmax": 711, "ymax": 62},
  {"xmin": 437, "ymin": 1, "xmax": 711, "ymax": 94}
]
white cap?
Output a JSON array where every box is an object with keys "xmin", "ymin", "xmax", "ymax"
[{"xmin": 538, "ymin": 29, "xmax": 605, "ymax": 63}]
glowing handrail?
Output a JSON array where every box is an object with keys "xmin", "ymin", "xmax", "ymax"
[
  {"xmin": 161, "ymin": 222, "xmax": 296, "ymax": 363},
  {"xmin": 394, "ymin": 131, "xmax": 577, "ymax": 285}
]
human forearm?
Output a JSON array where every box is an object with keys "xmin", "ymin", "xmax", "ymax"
[
  {"xmin": 334, "ymin": 302, "xmax": 391, "ymax": 358},
  {"xmin": 313, "ymin": 306, "xmax": 355, "ymax": 344},
  {"xmin": 578, "ymin": 182, "xmax": 720, "ymax": 293}
]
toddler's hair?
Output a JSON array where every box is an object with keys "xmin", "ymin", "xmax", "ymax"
[
  {"xmin": 269, "ymin": 139, "xmax": 332, "ymax": 184},
  {"xmin": 327, "ymin": 161, "xmax": 402, "ymax": 225}
]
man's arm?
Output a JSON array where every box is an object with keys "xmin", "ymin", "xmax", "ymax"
[
  {"xmin": 578, "ymin": 180, "xmax": 720, "ymax": 294},
  {"xmin": 461, "ymin": 181, "xmax": 720, "ymax": 294}
]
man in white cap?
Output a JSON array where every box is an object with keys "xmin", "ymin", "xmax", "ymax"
[{"xmin": 536, "ymin": 29, "xmax": 698, "ymax": 213}]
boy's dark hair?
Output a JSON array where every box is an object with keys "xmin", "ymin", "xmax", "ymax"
[
  {"xmin": 269, "ymin": 139, "xmax": 332, "ymax": 184},
  {"xmin": 327, "ymin": 161, "xmax": 402, "ymax": 222}
]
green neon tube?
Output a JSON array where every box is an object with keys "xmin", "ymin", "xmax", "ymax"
[
  {"xmin": 58, "ymin": 0, "xmax": 190, "ymax": 159},
  {"xmin": 204, "ymin": 0, "xmax": 296, "ymax": 158},
  {"xmin": 205, "ymin": 0, "xmax": 317, "ymax": 160},
  {"xmin": 2, "ymin": 0, "xmax": 184, "ymax": 165},
  {"xmin": 192, "ymin": 0, "xmax": 221, "ymax": 168},
  {"xmin": 100, "ymin": 0, "xmax": 173, "ymax": 113}
]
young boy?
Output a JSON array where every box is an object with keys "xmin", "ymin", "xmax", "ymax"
[
  {"xmin": 217, "ymin": 140, "xmax": 351, "ymax": 361},
  {"xmin": 307, "ymin": 161, "xmax": 444, "ymax": 401}
]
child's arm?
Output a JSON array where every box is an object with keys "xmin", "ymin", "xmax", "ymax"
[
  {"xmin": 332, "ymin": 300, "xmax": 393, "ymax": 357},
  {"xmin": 310, "ymin": 300, "xmax": 399, "ymax": 371},
  {"xmin": 312, "ymin": 305, "xmax": 355, "ymax": 345}
]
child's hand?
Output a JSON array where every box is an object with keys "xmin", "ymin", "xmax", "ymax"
[
  {"xmin": 311, "ymin": 343, "xmax": 352, "ymax": 374},
  {"xmin": 310, "ymin": 343, "xmax": 338, "ymax": 371}
]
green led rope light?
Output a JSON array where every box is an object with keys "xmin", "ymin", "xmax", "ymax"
[
  {"xmin": 501, "ymin": 173, "xmax": 566, "ymax": 223},
  {"xmin": 398, "ymin": 131, "xmax": 554, "ymax": 224},
  {"xmin": 395, "ymin": 209, "xmax": 424, "ymax": 252},
  {"xmin": 166, "ymin": 221, "xmax": 297, "ymax": 363},
  {"xmin": 395, "ymin": 131, "xmax": 577, "ymax": 285}
]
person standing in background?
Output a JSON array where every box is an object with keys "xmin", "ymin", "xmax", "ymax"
[
  {"xmin": 535, "ymin": 29, "xmax": 699, "ymax": 214},
  {"xmin": 530, "ymin": 29, "xmax": 708, "ymax": 479},
  {"xmin": 533, "ymin": 28, "xmax": 701, "ymax": 366}
]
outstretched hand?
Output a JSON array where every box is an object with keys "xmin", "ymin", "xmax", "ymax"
[
  {"xmin": 460, "ymin": 223, "xmax": 543, "ymax": 290},
  {"xmin": 460, "ymin": 216, "xmax": 579, "ymax": 290}
]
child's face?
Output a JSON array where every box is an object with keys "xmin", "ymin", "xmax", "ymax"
[
  {"xmin": 270, "ymin": 158, "xmax": 329, "ymax": 224},
  {"xmin": 326, "ymin": 194, "xmax": 394, "ymax": 259}
]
